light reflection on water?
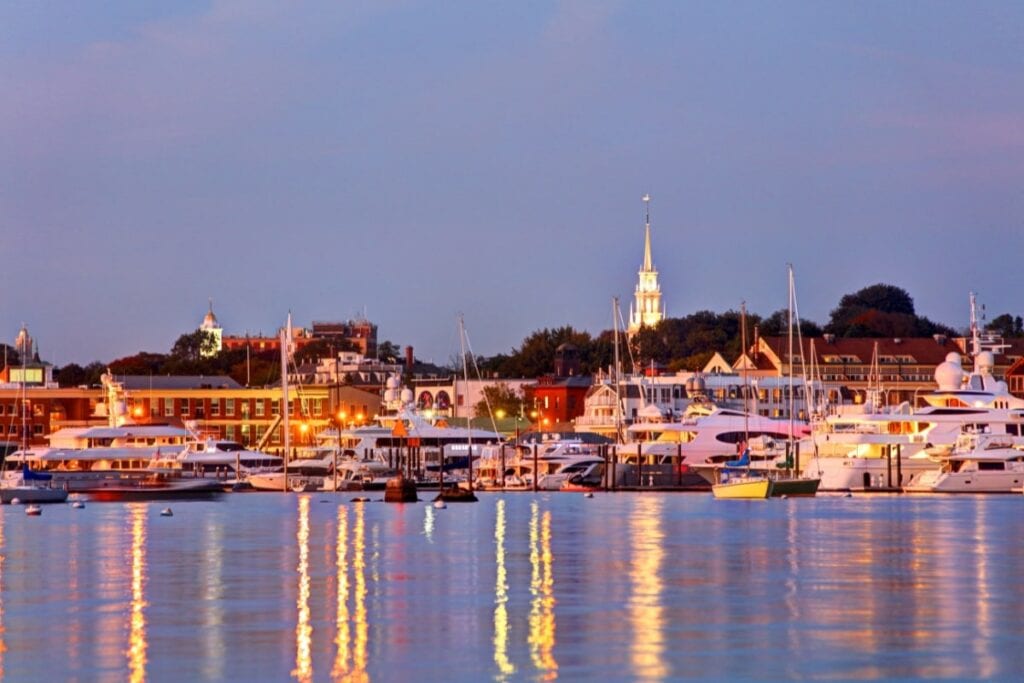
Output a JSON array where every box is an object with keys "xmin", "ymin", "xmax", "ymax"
[
  {"xmin": 0, "ymin": 494, "xmax": 1022, "ymax": 681},
  {"xmin": 127, "ymin": 504, "xmax": 147, "ymax": 683}
]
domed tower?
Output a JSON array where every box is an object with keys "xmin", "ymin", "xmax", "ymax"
[
  {"xmin": 13, "ymin": 324, "xmax": 34, "ymax": 359},
  {"xmin": 199, "ymin": 299, "xmax": 223, "ymax": 357},
  {"xmin": 628, "ymin": 194, "xmax": 666, "ymax": 336}
]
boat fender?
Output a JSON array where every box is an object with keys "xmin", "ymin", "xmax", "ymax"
[
  {"xmin": 433, "ymin": 500, "xmax": 447, "ymax": 509},
  {"xmin": 583, "ymin": 492, "xmax": 594, "ymax": 498},
  {"xmin": 160, "ymin": 508, "xmax": 173, "ymax": 517}
]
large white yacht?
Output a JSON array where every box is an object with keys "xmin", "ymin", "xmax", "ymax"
[
  {"xmin": 802, "ymin": 351, "xmax": 1024, "ymax": 490},
  {"xmin": 624, "ymin": 402, "xmax": 808, "ymax": 466}
]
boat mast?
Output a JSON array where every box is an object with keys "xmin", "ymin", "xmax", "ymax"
[
  {"xmin": 613, "ymin": 297, "xmax": 623, "ymax": 445},
  {"xmin": 459, "ymin": 314, "xmax": 473, "ymax": 492},
  {"xmin": 787, "ymin": 265, "xmax": 795, "ymax": 473},
  {"xmin": 280, "ymin": 313, "xmax": 292, "ymax": 491},
  {"xmin": 741, "ymin": 302, "xmax": 750, "ymax": 459}
]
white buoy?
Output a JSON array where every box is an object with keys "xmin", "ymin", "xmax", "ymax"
[
  {"xmin": 71, "ymin": 501, "xmax": 85, "ymax": 509},
  {"xmin": 160, "ymin": 508, "xmax": 173, "ymax": 517},
  {"xmin": 25, "ymin": 505, "xmax": 42, "ymax": 516},
  {"xmin": 583, "ymin": 492, "xmax": 594, "ymax": 498},
  {"xmin": 433, "ymin": 500, "xmax": 447, "ymax": 509},
  {"xmin": 9, "ymin": 498, "xmax": 21, "ymax": 506},
  {"xmin": 780, "ymin": 494, "xmax": 788, "ymax": 500}
]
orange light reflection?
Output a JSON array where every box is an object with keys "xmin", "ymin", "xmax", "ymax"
[
  {"xmin": 629, "ymin": 496, "xmax": 666, "ymax": 680},
  {"xmin": 292, "ymin": 496, "xmax": 312, "ymax": 683},
  {"xmin": 493, "ymin": 499, "xmax": 515, "ymax": 679},
  {"xmin": 127, "ymin": 504, "xmax": 148, "ymax": 683},
  {"xmin": 528, "ymin": 502, "xmax": 557, "ymax": 679}
]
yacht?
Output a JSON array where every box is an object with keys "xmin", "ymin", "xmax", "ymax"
[
  {"xmin": 625, "ymin": 402, "xmax": 808, "ymax": 466},
  {"xmin": 904, "ymin": 433, "xmax": 1024, "ymax": 493},
  {"xmin": 803, "ymin": 351, "xmax": 1024, "ymax": 491}
]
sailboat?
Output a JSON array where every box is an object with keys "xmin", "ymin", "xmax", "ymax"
[
  {"xmin": 763, "ymin": 265, "xmax": 820, "ymax": 497},
  {"xmin": 0, "ymin": 344, "xmax": 68, "ymax": 504},
  {"xmin": 712, "ymin": 303, "xmax": 774, "ymax": 499},
  {"xmin": 435, "ymin": 315, "xmax": 478, "ymax": 503}
]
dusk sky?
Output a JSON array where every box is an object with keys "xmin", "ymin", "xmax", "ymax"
[{"xmin": 2, "ymin": 1, "xmax": 1022, "ymax": 367}]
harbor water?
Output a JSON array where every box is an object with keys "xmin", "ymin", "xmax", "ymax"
[{"xmin": 1, "ymin": 492, "xmax": 1022, "ymax": 681}]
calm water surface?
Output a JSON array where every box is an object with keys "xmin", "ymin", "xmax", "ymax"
[{"xmin": 1, "ymin": 492, "xmax": 1022, "ymax": 681}]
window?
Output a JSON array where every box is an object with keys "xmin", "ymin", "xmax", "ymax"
[
  {"xmin": 225, "ymin": 425, "xmax": 235, "ymax": 440},
  {"xmin": 33, "ymin": 424, "xmax": 43, "ymax": 436},
  {"xmin": 181, "ymin": 399, "xmax": 190, "ymax": 416},
  {"xmin": 226, "ymin": 399, "xmax": 235, "ymax": 417},
  {"xmin": 164, "ymin": 399, "xmax": 174, "ymax": 417},
  {"xmin": 241, "ymin": 400, "xmax": 250, "ymax": 417},
  {"xmin": 272, "ymin": 400, "xmax": 280, "ymax": 416},
  {"xmin": 211, "ymin": 400, "xmax": 220, "ymax": 417},
  {"xmin": 255, "ymin": 401, "xmax": 265, "ymax": 417}
]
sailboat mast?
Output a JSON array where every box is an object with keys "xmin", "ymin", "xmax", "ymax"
[
  {"xmin": 787, "ymin": 265, "xmax": 795, "ymax": 470},
  {"xmin": 459, "ymin": 315, "xmax": 473, "ymax": 492},
  {"xmin": 280, "ymin": 313, "xmax": 292, "ymax": 490},
  {"xmin": 741, "ymin": 301, "xmax": 749, "ymax": 443},
  {"xmin": 612, "ymin": 297, "xmax": 623, "ymax": 445}
]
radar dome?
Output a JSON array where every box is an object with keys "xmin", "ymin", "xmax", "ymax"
[
  {"xmin": 934, "ymin": 357, "xmax": 965, "ymax": 391},
  {"xmin": 400, "ymin": 388, "xmax": 413, "ymax": 404},
  {"xmin": 386, "ymin": 376, "xmax": 401, "ymax": 389},
  {"xmin": 976, "ymin": 351, "xmax": 995, "ymax": 375}
]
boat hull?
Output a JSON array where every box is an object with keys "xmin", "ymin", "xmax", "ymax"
[
  {"xmin": 712, "ymin": 477, "xmax": 773, "ymax": 499},
  {"xmin": 1, "ymin": 487, "xmax": 69, "ymax": 504},
  {"xmin": 82, "ymin": 479, "xmax": 223, "ymax": 501},
  {"xmin": 769, "ymin": 477, "xmax": 820, "ymax": 497}
]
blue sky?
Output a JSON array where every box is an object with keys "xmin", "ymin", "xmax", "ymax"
[{"xmin": 2, "ymin": 1, "xmax": 1022, "ymax": 366}]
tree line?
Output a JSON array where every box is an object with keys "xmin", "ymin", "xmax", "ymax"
[{"xmin": 46, "ymin": 284, "xmax": 1019, "ymax": 386}]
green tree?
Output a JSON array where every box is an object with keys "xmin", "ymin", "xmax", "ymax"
[
  {"xmin": 473, "ymin": 383, "xmax": 523, "ymax": 418},
  {"xmin": 377, "ymin": 340, "xmax": 401, "ymax": 364},
  {"xmin": 169, "ymin": 330, "xmax": 219, "ymax": 363},
  {"xmin": 988, "ymin": 313, "xmax": 1024, "ymax": 338}
]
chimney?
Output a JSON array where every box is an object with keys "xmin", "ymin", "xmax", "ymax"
[
  {"xmin": 823, "ymin": 333, "xmax": 836, "ymax": 345},
  {"xmin": 404, "ymin": 346, "xmax": 414, "ymax": 371},
  {"xmin": 933, "ymin": 334, "xmax": 947, "ymax": 345}
]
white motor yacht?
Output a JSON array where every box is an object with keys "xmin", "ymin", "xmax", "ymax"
[
  {"xmin": 803, "ymin": 351, "xmax": 1024, "ymax": 491},
  {"xmin": 904, "ymin": 433, "xmax": 1024, "ymax": 493}
]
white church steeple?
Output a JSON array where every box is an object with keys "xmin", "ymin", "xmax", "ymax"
[{"xmin": 628, "ymin": 194, "xmax": 665, "ymax": 336}]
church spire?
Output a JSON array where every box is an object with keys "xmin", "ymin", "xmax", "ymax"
[
  {"xmin": 628, "ymin": 194, "xmax": 665, "ymax": 336},
  {"xmin": 642, "ymin": 194, "xmax": 653, "ymax": 271}
]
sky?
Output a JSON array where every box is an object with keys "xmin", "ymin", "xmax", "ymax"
[{"xmin": 2, "ymin": 1, "xmax": 1023, "ymax": 367}]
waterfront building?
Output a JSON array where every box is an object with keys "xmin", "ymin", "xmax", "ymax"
[
  {"xmin": 221, "ymin": 317, "xmax": 378, "ymax": 358},
  {"xmin": 0, "ymin": 375, "xmax": 381, "ymax": 450},
  {"xmin": 411, "ymin": 377, "xmax": 533, "ymax": 420},
  {"xmin": 627, "ymin": 194, "xmax": 665, "ymax": 336}
]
